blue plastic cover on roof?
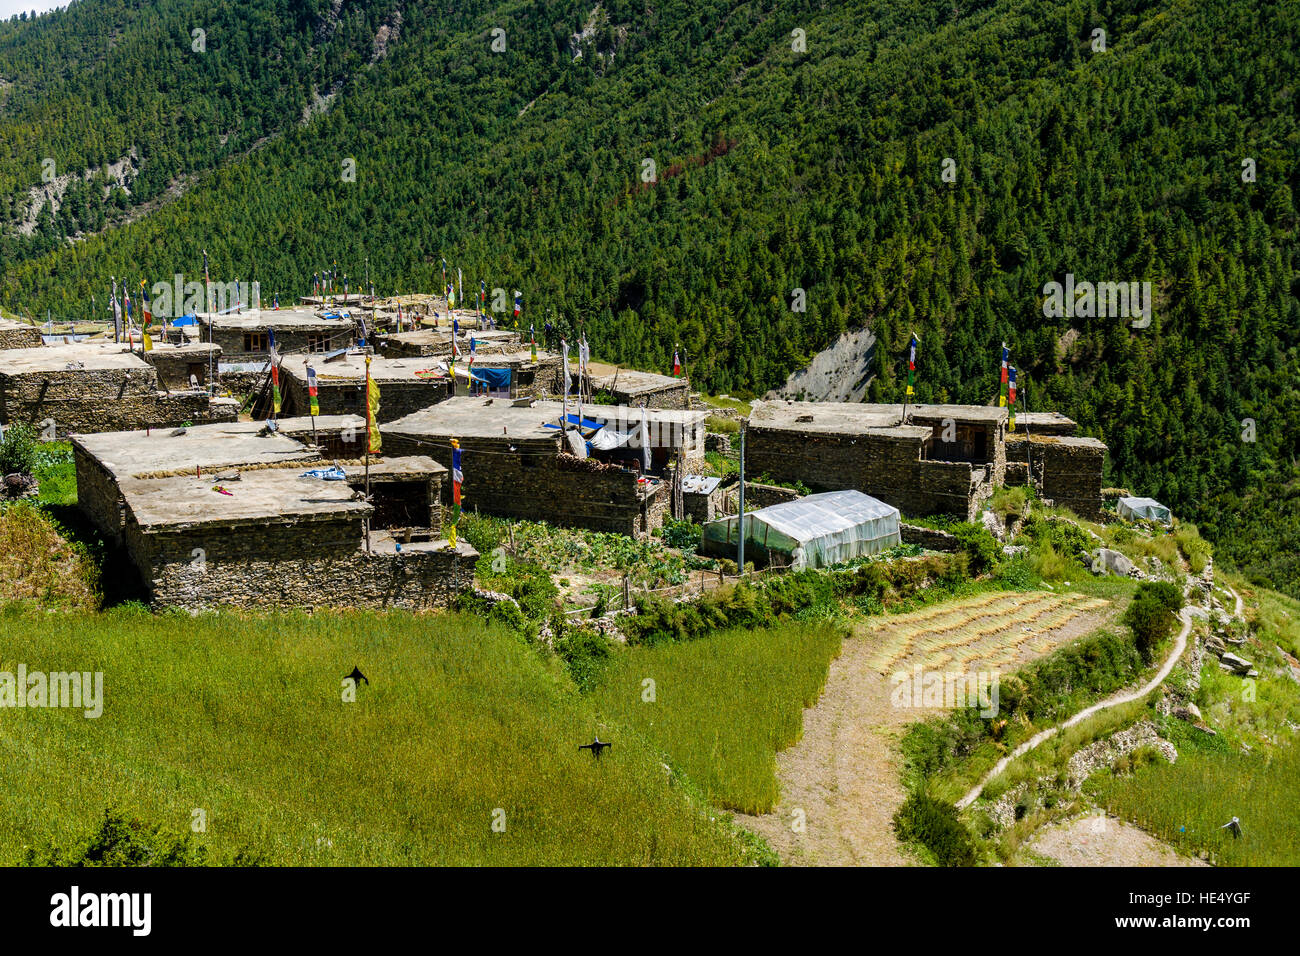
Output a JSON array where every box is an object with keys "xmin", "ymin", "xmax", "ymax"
[{"xmin": 542, "ymin": 413, "xmax": 605, "ymax": 431}]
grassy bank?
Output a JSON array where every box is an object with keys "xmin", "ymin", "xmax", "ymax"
[{"xmin": 591, "ymin": 623, "xmax": 843, "ymax": 814}]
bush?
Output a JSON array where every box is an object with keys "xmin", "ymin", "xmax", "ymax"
[
  {"xmin": 554, "ymin": 628, "xmax": 613, "ymax": 693},
  {"xmin": 892, "ymin": 792, "xmax": 977, "ymax": 866},
  {"xmin": 1123, "ymin": 581, "xmax": 1183, "ymax": 661},
  {"xmin": 22, "ymin": 808, "xmax": 263, "ymax": 867},
  {"xmin": 949, "ymin": 522, "xmax": 999, "ymax": 575},
  {"xmin": 661, "ymin": 517, "xmax": 702, "ymax": 552},
  {"xmin": 0, "ymin": 422, "xmax": 40, "ymax": 476}
]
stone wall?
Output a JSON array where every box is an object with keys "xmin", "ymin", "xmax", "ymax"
[
  {"xmin": 383, "ymin": 431, "xmax": 661, "ymax": 537},
  {"xmin": 1006, "ymin": 436, "xmax": 1105, "ymax": 519},
  {"xmin": 73, "ymin": 442, "xmax": 127, "ymax": 539},
  {"xmin": 900, "ymin": 523, "xmax": 963, "ymax": 552},
  {"xmin": 745, "ymin": 426, "xmax": 985, "ymax": 518},
  {"xmin": 124, "ymin": 515, "xmax": 476, "ymax": 612},
  {"xmin": 281, "ymin": 370, "xmax": 448, "ymax": 423},
  {"xmin": 145, "ymin": 349, "xmax": 218, "ymax": 390},
  {"xmin": 2, "ymin": 366, "xmax": 232, "ymax": 436},
  {"xmin": 0, "ymin": 324, "xmax": 42, "ymax": 350}
]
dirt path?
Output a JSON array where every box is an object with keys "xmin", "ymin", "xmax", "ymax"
[
  {"xmin": 737, "ymin": 593, "xmax": 1115, "ymax": 865},
  {"xmin": 733, "ymin": 635, "xmax": 928, "ymax": 866},
  {"xmin": 1023, "ymin": 815, "xmax": 1208, "ymax": 867},
  {"xmin": 956, "ymin": 608, "xmax": 1193, "ymax": 809}
]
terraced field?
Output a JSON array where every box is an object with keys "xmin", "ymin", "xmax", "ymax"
[
  {"xmin": 865, "ymin": 592, "xmax": 1113, "ymax": 675},
  {"xmin": 739, "ymin": 589, "xmax": 1117, "ymax": 865}
]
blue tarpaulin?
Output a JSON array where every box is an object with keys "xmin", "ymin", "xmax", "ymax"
[
  {"xmin": 543, "ymin": 413, "xmax": 605, "ymax": 431},
  {"xmin": 472, "ymin": 367, "xmax": 512, "ymax": 389},
  {"xmin": 173, "ymin": 314, "xmax": 199, "ymax": 326}
]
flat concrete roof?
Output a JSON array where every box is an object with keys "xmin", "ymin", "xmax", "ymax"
[
  {"xmin": 198, "ymin": 310, "xmax": 352, "ymax": 331},
  {"xmin": 383, "ymin": 396, "xmax": 708, "ymax": 445},
  {"xmin": 532, "ymin": 400, "xmax": 708, "ymax": 427},
  {"xmin": 590, "ymin": 367, "xmax": 684, "ymax": 395},
  {"xmin": 273, "ymin": 414, "xmax": 366, "ymax": 435},
  {"xmin": 1010, "ymin": 433, "xmax": 1107, "ymax": 449},
  {"xmin": 748, "ymin": 400, "xmax": 944, "ymax": 438},
  {"xmin": 0, "ymin": 317, "xmax": 38, "ymax": 332},
  {"xmin": 0, "ymin": 341, "xmax": 153, "ymax": 374},
  {"xmin": 1012, "ymin": 411, "xmax": 1077, "ymax": 428},
  {"xmin": 73, "ymin": 420, "xmax": 315, "ymax": 478},
  {"xmin": 278, "ymin": 352, "xmax": 451, "ymax": 383},
  {"xmin": 121, "ymin": 468, "xmax": 371, "ymax": 531},
  {"xmin": 382, "ymin": 328, "xmax": 520, "ymax": 346},
  {"xmin": 341, "ymin": 455, "xmax": 447, "ymax": 480},
  {"xmin": 382, "ymin": 396, "xmax": 564, "ymax": 442}
]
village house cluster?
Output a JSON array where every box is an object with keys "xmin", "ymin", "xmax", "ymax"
[{"xmin": 0, "ymin": 298, "xmax": 1111, "ymax": 611}]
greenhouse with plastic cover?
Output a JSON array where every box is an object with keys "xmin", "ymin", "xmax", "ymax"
[
  {"xmin": 1116, "ymin": 496, "xmax": 1172, "ymax": 525},
  {"xmin": 700, "ymin": 490, "xmax": 901, "ymax": 569}
]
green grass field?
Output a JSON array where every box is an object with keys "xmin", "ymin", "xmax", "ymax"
[
  {"xmin": 0, "ymin": 606, "xmax": 758, "ymax": 866},
  {"xmin": 591, "ymin": 624, "xmax": 843, "ymax": 815}
]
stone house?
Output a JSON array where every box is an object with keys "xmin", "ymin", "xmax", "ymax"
[
  {"xmin": 744, "ymin": 400, "xmax": 1107, "ymax": 520},
  {"xmin": 381, "ymin": 396, "xmax": 704, "ymax": 537},
  {"xmin": 71, "ymin": 420, "xmax": 472, "ymax": 611},
  {"xmin": 0, "ymin": 341, "xmax": 236, "ymax": 437},
  {"xmin": 276, "ymin": 353, "xmax": 451, "ymax": 423}
]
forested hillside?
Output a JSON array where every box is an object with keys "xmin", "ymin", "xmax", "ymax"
[{"xmin": 0, "ymin": 0, "xmax": 1297, "ymax": 593}]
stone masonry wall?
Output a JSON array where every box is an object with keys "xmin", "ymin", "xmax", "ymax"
[
  {"xmin": 281, "ymin": 372, "xmax": 448, "ymax": 423},
  {"xmin": 125, "ymin": 515, "xmax": 476, "ymax": 612},
  {"xmin": 3, "ymin": 366, "xmax": 231, "ymax": 436},
  {"xmin": 1006, "ymin": 436, "xmax": 1105, "ymax": 519},
  {"xmin": 0, "ymin": 325, "xmax": 43, "ymax": 349},
  {"xmin": 383, "ymin": 431, "xmax": 657, "ymax": 537},
  {"xmin": 745, "ymin": 427, "xmax": 979, "ymax": 518}
]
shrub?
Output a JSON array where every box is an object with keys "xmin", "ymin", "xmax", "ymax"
[
  {"xmin": 949, "ymin": 522, "xmax": 999, "ymax": 575},
  {"xmin": 661, "ymin": 517, "xmax": 702, "ymax": 552},
  {"xmin": 893, "ymin": 793, "xmax": 977, "ymax": 866},
  {"xmin": 22, "ymin": 808, "xmax": 263, "ymax": 867},
  {"xmin": 1122, "ymin": 581, "xmax": 1183, "ymax": 662},
  {"xmin": 554, "ymin": 628, "xmax": 613, "ymax": 693},
  {"xmin": 0, "ymin": 422, "xmax": 39, "ymax": 477}
]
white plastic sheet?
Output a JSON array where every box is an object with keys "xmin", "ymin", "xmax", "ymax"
[
  {"xmin": 702, "ymin": 490, "xmax": 901, "ymax": 569},
  {"xmin": 1117, "ymin": 496, "xmax": 1172, "ymax": 525}
]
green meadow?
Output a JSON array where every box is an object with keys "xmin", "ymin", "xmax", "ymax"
[{"xmin": 0, "ymin": 606, "xmax": 761, "ymax": 866}]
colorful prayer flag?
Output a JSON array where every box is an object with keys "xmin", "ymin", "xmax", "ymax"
[
  {"xmin": 306, "ymin": 364, "xmax": 320, "ymax": 417},
  {"xmin": 140, "ymin": 281, "xmax": 153, "ymax": 352},
  {"xmin": 513, "ymin": 290, "xmax": 522, "ymax": 323},
  {"xmin": 906, "ymin": 332, "xmax": 919, "ymax": 398},
  {"xmin": 999, "ymin": 342, "xmax": 1009, "ymax": 407},
  {"xmin": 449, "ymin": 439, "xmax": 463, "ymax": 548},
  {"xmin": 268, "ymin": 329, "xmax": 282, "ymax": 415},
  {"xmin": 1008, "ymin": 366, "xmax": 1018, "ymax": 432},
  {"xmin": 672, "ymin": 349, "xmax": 682, "ymax": 377},
  {"xmin": 365, "ymin": 355, "xmax": 382, "ymax": 453}
]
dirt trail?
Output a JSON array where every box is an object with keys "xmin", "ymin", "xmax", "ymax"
[
  {"xmin": 1024, "ymin": 815, "xmax": 1209, "ymax": 867},
  {"xmin": 734, "ymin": 635, "xmax": 928, "ymax": 866}
]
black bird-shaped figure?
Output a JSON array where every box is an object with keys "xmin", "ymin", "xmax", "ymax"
[
  {"xmin": 579, "ymin": 737, "xmax": 611, "ymax": 760},
  {"xmin": 346, "ymin": 666, "xmax": 369, "ymax": 687}
]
